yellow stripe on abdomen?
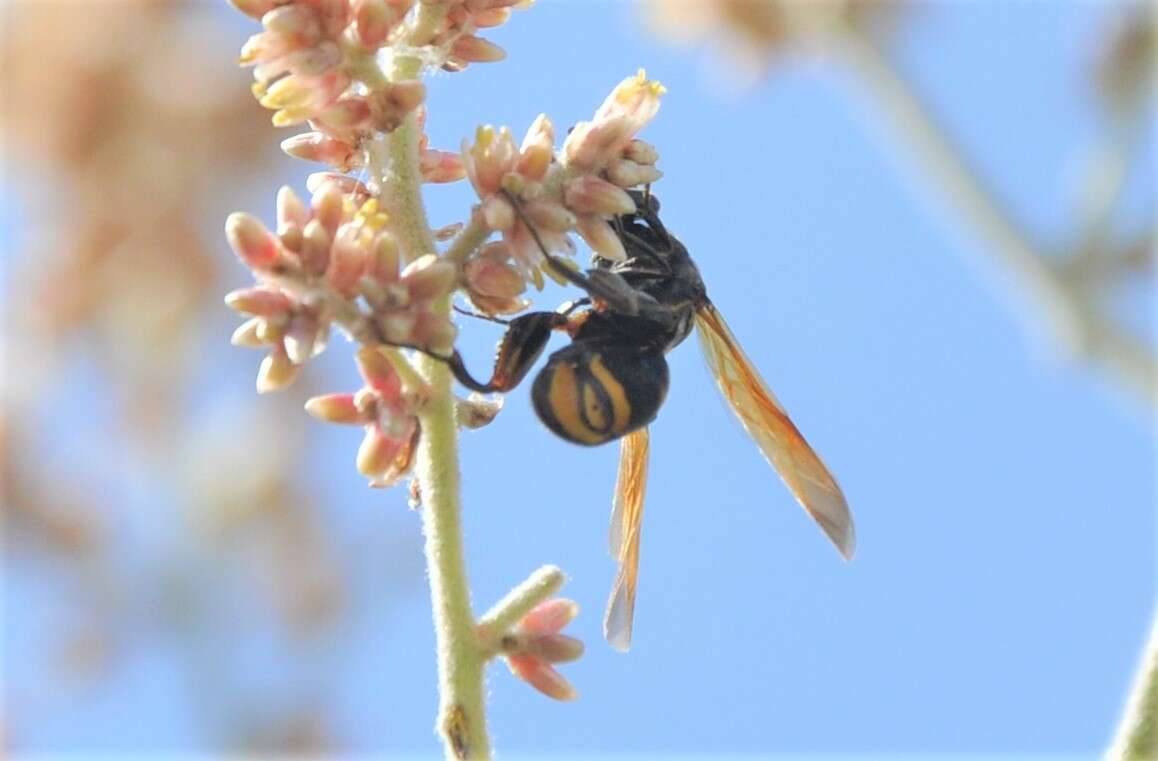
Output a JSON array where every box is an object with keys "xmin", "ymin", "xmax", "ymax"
[
  {"xmin": 544, "ymin": 360, "xmax": 606, "ymax": 445},
  {"xmin": 539, "ymin": 352, "xmax": 638, "ymax": 445},
  {"xmin": 587, "ymin": 355, "xmax": 632, "ymax": 434}
]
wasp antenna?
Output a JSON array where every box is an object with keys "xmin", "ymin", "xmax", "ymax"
[
  {"xmin": 453, "ymin": 304, "xmax": 511, "ymax": 325},
  {"xmin": 499, "ymin": 188, "xmax": 556, "ymax": 265},
  {"xmin": 499, "ymin": 188, "xmax": 588, "ymax": 289}
]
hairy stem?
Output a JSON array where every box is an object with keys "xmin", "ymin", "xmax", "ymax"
[
  {"xmin": 444, "ymin": 213, "xmax": 492, "ymax": 266},
  {"xmin": 369, "ymin": 76, "xmax": 491, "ymax": 761},
  {"xmin": 1109, "ymin": 613, "xmax": 1158, "ymax": 760},
  {"xmin": 478, "ymin": 565, "xmax": 565, "ymax": 648},
  {"xmin": 837, "ymin": 27, "xmax": 1156, "ymax": 404}
]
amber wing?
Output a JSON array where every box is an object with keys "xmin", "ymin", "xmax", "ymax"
[
  {"xmin": 695, "ymin": 302, "xmax": 855, "ymax": 559},
  {"xmin": 603, "ymin": 426, "xmax": 650, "ymax": 651}
]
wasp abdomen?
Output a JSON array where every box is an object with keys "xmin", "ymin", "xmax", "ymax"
[{"xmin": 532, "ymin": 343, "xmax": 669, "ymax": 446}]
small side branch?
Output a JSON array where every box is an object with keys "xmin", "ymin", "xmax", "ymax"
[{"xmin": 478, "ymin": 565, "xmax": 566, "ymax": 649}]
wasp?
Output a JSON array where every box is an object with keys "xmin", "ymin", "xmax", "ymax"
[{"xmin": 444, "ymin": 190, "xmax": 855, "ymax": 650}]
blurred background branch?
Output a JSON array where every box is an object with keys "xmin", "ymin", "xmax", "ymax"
[{"xmin": 836, "ymin": 21, "xmax": 1155, "ymax": 405}]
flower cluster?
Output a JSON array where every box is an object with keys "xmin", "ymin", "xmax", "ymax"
[
  {"xmin": 234, "ymin": 0, "xmax": 526, "ymax": 177},
  {"xmin": 458, "ymin": 70, "xmax": 665, "ymax": 312},
  {"xmin": 225, "ymin": 178, "xmax": 458, "ymax": 393},
  {"xmin": 500, "ymin": 598, "xmax": 584, "ymax": 701},
  {"xmin": 426, "ymin": 0, "xmax": 522, "ymax": 69},
  {"xmin": 237, "ymin": 0, "xmax": 412, "ymax": 129},
  {"xmin": 305, "ymin": 346, "xmax": 424, "ymax": 486}
]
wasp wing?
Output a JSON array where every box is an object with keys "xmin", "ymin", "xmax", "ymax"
[
  {"xmin": 603, "ymin": 426, "xmax": 649, "ymax": 652},
  {"xmin": 695, "ymin": 302, "xmax": 855, "ymax": 559}
]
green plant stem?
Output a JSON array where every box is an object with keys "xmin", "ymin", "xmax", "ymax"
[
  {"xmin": 478, "ymin": 565, "xmax": 565, "ymax": 648},
  {"xmin": 368, "ymin": 65, "xmax": 492, "ymax": 761},
  {"xmin": 837, "ymin": 27, "xmax": 1156, "ymax": 405},
  {"xmin": 1109, "ymin": 612, "xmax": 1158, "ymax": 760},
  {"xmin": 444, "ymin": 214, "xmax": 492, "ymax": 266}
]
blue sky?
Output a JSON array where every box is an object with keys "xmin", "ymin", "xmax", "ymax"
[{"xmin": 5, "ymin": 1, "xmax": 1153, "ymax": 756}]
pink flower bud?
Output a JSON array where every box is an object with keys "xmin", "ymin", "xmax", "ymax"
[
  {"xmin": 356, "ymin": 347, "xmax": 402, "ymax": 396},
  {"xmin": 257, "ymin": 344, "xmax": 301, "ymax": 393},
  {"xmin": 369, "ymin": 233, "xmax": 401, "ymax": 283},
  {"xmin": 312, "ymin": 0, "xmax": 352, "ymax": 37},
  {"xmin": 282, "ymin": 41, "xmax": 343, "ymax": 77},
  {"xmin": 283, "ymin": 313, "xmax": 320, "ymax": 364},
  {"xmin": 277, "ymin": 185, "xmax": 310, "ymax": 230},
  {"xmin": 450, "ymin": 34, "xmax": 506, "ymax": 63},
  {"xmin": 311, "ymin": 181, "xmax": 346, "ymax": 234},
  {"xmin": 516, "ymin": 114, "xmax": 554, "ymax": 181},
  {"xmin": 523, "ymin": 200, "xmax": 576, "ymax": 232},
  {"xmin": 401, "ymin": 255, "xmax": 456, "ymax": 299},
  {"xmin": 507, "ymin": 654, "xmax": 577, "ymax": 701},
  {"xmin": 231, "ymin": 317, "xmax": 269, "ymax": 348},
  {"xmin": 623, "ymin": 138, "xmax": 659, "ymax": 165},
  {"xmin": 305, "ymin": 393, "xmax": 363, "ymax": 424},
  {"xmin": 280, "ymin": 225, "xmax": 303, "ymax": 253},
  {"xmin": 520, "ymin": 598, "xmax": 580, "ymax": 634},
  {"xmin": 481, "ymin": 194, "xmax": 515, "ymax": 231},
  {"xmin": 229, "ymin": 0, "xmax": 281, "ymax": 20},
  {"xmin": 226, "ymin": 212, "xmax": 283, "ymax": 272},
  {"xmin": 327, "ymin": 228, "xmax": 368, "ymax": 298},
  {"xmin": 300, "ymin": 219, "xmax": 333, "ymax": 275},
  {"xmin": 467, "ymin": 292, "xmax": 529, "ymax": 317},
  {"xmin": 471, "ymin": 7, "xmax": 511, "ymax": 27},
  {"xmin": 560, "ymin": 117, "xmax": 631, "ymax": 172},
  {"xmin": 307, "ymin": 172, "xmax": 370, "ymax": 200},
  {"xmin": 564, "ymin": 176, "xmax": 636, "ymax": 216},
  {"xmin": 419, "ymin": 150, "xmax": 466, "ymax": 183},
  {"xmin": 561, "ymin": 70, "xmax": 664, "ymax": 171},
  {"xmin": 465, "ymin": 253, "xmax": 525, "ymax": 299},
  {"xmin": 354, "ymin": 0, "xmax": 402, "ymax": 49},
  {"xmin": 239, "ymin": 31, "xmax": 287, "ymax": 66},
  {"xmin": 592, "ymin": 69, "xmax": 665, "ymax": 135},
  {"xmin": 261, "ymin": 4, "xmax": 323, "ymax": 48},
  {"xmin": 576, "ymin": 215, "xmax": 626, "ymax": 261},
  {"xmin": 606, "ymin": 158, "xmax": 663, "ymax": 189},
  {"xmin": 463, "ymin": 125, "xmax": 518, "ymax": 195},
  {"xmin": 524, "ymin": 634, "xmax": 585, "ymax": 663},
  {"xmin": 318, "ymin": 97, "xmax": 373, "ymax": 129},
  {"xmin": 224, "ymin": 286, "xmax": 294, "ymax": 318},
  {"xmin": 357, "ymin": 426, "xmax": 405, "ymax": 480},
  {"xmin": 256, "ymin": 318, "xmax": 285, "ymax": 344},
  {"xmin": 260, "ymin": 74, "xmax": 313, "ymax": 110},
  {"xmin": 282, "ymin": 132, "xmax": 358, "ymax": 170}
]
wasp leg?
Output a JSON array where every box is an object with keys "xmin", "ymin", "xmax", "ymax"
[
  {"xmin": 499, "ymin": 189, "xmax": 651, "ymax": 317},
  {"xmin": 447, "ymin": 310, "xmax": 567, "ymax": 393},
  {"xmin": 556, "ymin": 297, "xmax": 591, "ymax": 316}
]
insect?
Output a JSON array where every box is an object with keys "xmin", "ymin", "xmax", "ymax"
[{"xmin": 444, "ymin": 190, "xmax": 855, "ymax": 650}]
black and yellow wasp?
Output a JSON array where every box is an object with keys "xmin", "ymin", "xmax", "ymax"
[{"xmin": 446, "ymin": 190, "xmax": 855, "ymax": 650}]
